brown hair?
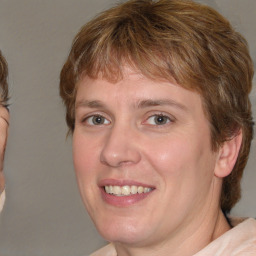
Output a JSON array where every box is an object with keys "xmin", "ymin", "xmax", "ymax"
[
  {"xmin": 60, "ymin": 0, "xmax": 254, "ymax": 212},
  {"xmin": 0, "ymin": 51, "xmax": 9, "ymax": 106}
]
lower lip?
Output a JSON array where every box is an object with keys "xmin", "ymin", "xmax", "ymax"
[{"xmin": 100, "ymin": 188, "xmax": 153, "ymax": 207}]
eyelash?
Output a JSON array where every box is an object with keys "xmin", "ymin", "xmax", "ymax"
[
  {"xmin": 82, "ymin": 114, "xmax": 110, "ymax": 126},
  {"xmin": 79, "ymin": 112, "xmax": 175, "ymax": 127},
  {"xmin": 144, "ymin": 113, "xmax": 174, "ymax": 126}
]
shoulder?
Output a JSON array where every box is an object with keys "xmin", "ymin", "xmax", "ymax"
[
  {"xmin": 89, "ymin": 243, "xmax": 116, "ymax": 256},
  {"xmin": 194, "ymin": 218, "xmax": 256, "ymax": 255}
]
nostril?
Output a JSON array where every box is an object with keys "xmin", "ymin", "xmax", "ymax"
[{"xmin": 100, "ymin": 146, "xmax": 141, "ymax": 167}]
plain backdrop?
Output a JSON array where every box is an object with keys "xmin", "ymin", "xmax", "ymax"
[{"xmin": 0, "ymin": 0, "xmax": 255, "ymax": 255}]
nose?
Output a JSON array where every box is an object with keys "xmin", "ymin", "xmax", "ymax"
[{"xmin": 100, "ymin": 124, "xmax": 141, "ymax": 168}]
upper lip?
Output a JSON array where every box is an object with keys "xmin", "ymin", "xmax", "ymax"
[{"xmin": 99, "ymin": 179, "xmax": 155, "ymax": 188}]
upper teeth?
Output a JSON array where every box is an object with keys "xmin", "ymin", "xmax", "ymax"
[{"xmin": 105, "ymin": 185, "xmax": 152, "ymax": 196}]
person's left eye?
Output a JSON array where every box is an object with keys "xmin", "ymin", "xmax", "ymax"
[{"xmin": 145, "ymin": 114, "xmax": 172, "ymax": 125}]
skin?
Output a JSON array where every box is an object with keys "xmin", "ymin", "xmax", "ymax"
[
  {"xmin": 73, "ymin": 67, "xmax": 242, "ymax": 256},
  {"xmin": 0, "ymin": 105, "xmax": 9, "ymax": 194}
]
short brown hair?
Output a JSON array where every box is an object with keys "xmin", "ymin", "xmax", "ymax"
[
  {"xmin": 60, "ymin": 0, "xmax": 254, "ymax": 212},
  {"xmin": 0, "ymin": 50, "xmax": 9, "ymax": 106}
]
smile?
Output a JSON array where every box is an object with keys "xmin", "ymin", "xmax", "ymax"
[{"xmin": 104, "ymin": 185, "xmax": 153, "ymax": 196}]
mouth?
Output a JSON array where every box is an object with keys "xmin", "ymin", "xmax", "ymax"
[
  {"xmin": 104, "ymin": 185, "xmax": 153, "ymax": 196},
  {"xmin": 99, "ymin": 180, "xmax": 155, "ymax": 207}
]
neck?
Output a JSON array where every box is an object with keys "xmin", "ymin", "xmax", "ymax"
[{"xmin": 114, "ymin": 209, "xmax": 230, "ymax": 256}]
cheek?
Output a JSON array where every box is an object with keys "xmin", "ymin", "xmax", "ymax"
[
  {"xmin": 72, "ymin": 132, "xmax": 101, "ymax": 212},
  {"xmin": 72, "ymin": 132, "xmax": 99, "ymax": 182},
  {"xmin": 145, "ymin": 131, "xmax": 214, "ymax": 192},
  {"xmin": 145, "ymin": 134, "xmax": 192, "ymax": 177}
]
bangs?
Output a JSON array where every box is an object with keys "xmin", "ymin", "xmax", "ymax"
[{"xmin": 71, "ymin": 2, "xmax": 203, "ymax": 88}]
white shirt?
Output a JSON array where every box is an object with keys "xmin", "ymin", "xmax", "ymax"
[{"xmin": 90, "ymin": 218, "xmax": 256, "ymax": 256}]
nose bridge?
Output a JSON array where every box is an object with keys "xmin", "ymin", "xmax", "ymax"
[{"xmin": 100, "ymin": 120, "xmax": 141, "ymax": 167}]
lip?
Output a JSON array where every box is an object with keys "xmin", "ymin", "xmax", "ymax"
[
  {"xmin": 99, "ymin": 179, "xmax": 154, "ymax": 187},
  {"xmin": 99, "ymin": 179, "xmax": 155, "ymax": 207}
]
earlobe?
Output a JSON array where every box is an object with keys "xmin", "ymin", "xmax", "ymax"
[{"xmin": 214, "ymin": 130, "xmax": 243, "ymax": 178}]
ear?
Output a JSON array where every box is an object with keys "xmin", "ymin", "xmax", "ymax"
[{"xmin": 214, "ymin": 130, "xmax": 243, "ymax": 178}]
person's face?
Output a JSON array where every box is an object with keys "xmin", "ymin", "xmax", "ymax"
[{"xmin": 73, "ymin": 68, "xmax": 220, "ymax": 247}]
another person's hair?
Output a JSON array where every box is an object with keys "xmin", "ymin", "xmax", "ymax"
[
  {"xmin": 60, "ymin": 0, "xmax": 254, "ymax": 212},
  {"xmin": 0, "ymin": 51, "xmax": 9, "ymax": 106}
]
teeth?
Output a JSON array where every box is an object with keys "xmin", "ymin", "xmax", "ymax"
[
  {"xmin": 144, "ymin": 187, "xmax": 151, "ymax": 193},
  {"xmin": 138, "ymin": 186, "xmax": 144, "ymax": 194},
  {"xmin": 131, "ymin": 185, "xmax": 137, "ymax": 194},
  {"xmin": 113, "ymin": 186, "xmax": 121, "ymax": 195},
  {"xmin": 104, "ymin": 185, "xmax": 152, "ymax": 196},
  {"xmin": 121, "ymin": 186, "xmax": 130, "ymax": 196},
  {"xmin": 105, "ymin": 186, "xmax": 110, "ymax": 194}
]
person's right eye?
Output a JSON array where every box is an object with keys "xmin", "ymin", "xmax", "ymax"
[{"xmin": 84, "ymin": 115, "xmax": 110, "ymax": 126}]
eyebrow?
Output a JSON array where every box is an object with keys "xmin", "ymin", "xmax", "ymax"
[
  {"xmin": 75, "ymin": 100, "xmax": 106, "ymax": 109},
  {"xmin": 76, "ymin": 99, "xmax": 187, "ymax": 112},
  {"xmin": 136, "ymin": 99, "xmax": 188, "ymax": 111}
]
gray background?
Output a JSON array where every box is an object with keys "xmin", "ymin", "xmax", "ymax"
[{"xmin": 0, "ymin": 0, "xmax": 255, "ymax": 255}]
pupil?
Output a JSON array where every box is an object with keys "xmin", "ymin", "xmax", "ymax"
[
  {"xmin": 155, "ymin": 116, "xmax": 166, "ymax": 124},
  {"xmin": 94, "ymin": 116, "xmax": 103, "ymax": 124}
]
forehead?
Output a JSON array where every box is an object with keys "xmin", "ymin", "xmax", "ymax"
[{"xmin": 76, "ymin": 68, "xmax": 206, "ymax": 117}]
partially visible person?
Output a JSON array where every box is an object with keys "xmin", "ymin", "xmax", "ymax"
[
  {"xmin": 60, "ymin": 0, "xmax": 255, "ymax": 255},
  {"xmin": 0, "ymin": 50, "xmax": 9, "ymax": 212}
]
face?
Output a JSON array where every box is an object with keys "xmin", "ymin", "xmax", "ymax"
[{"xmin": 73, "ymin": 68, "xmax": 220, "ymax": 247}]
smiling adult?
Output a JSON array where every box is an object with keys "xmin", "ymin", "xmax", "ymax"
[{"xmin": 60, "ymin": 0, "xmax": 256, "ymax": 255}]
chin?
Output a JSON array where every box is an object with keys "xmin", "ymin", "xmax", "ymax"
[{"xmin": 94, "ymin": 215, "xmax": 150, "ymax": 245}]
